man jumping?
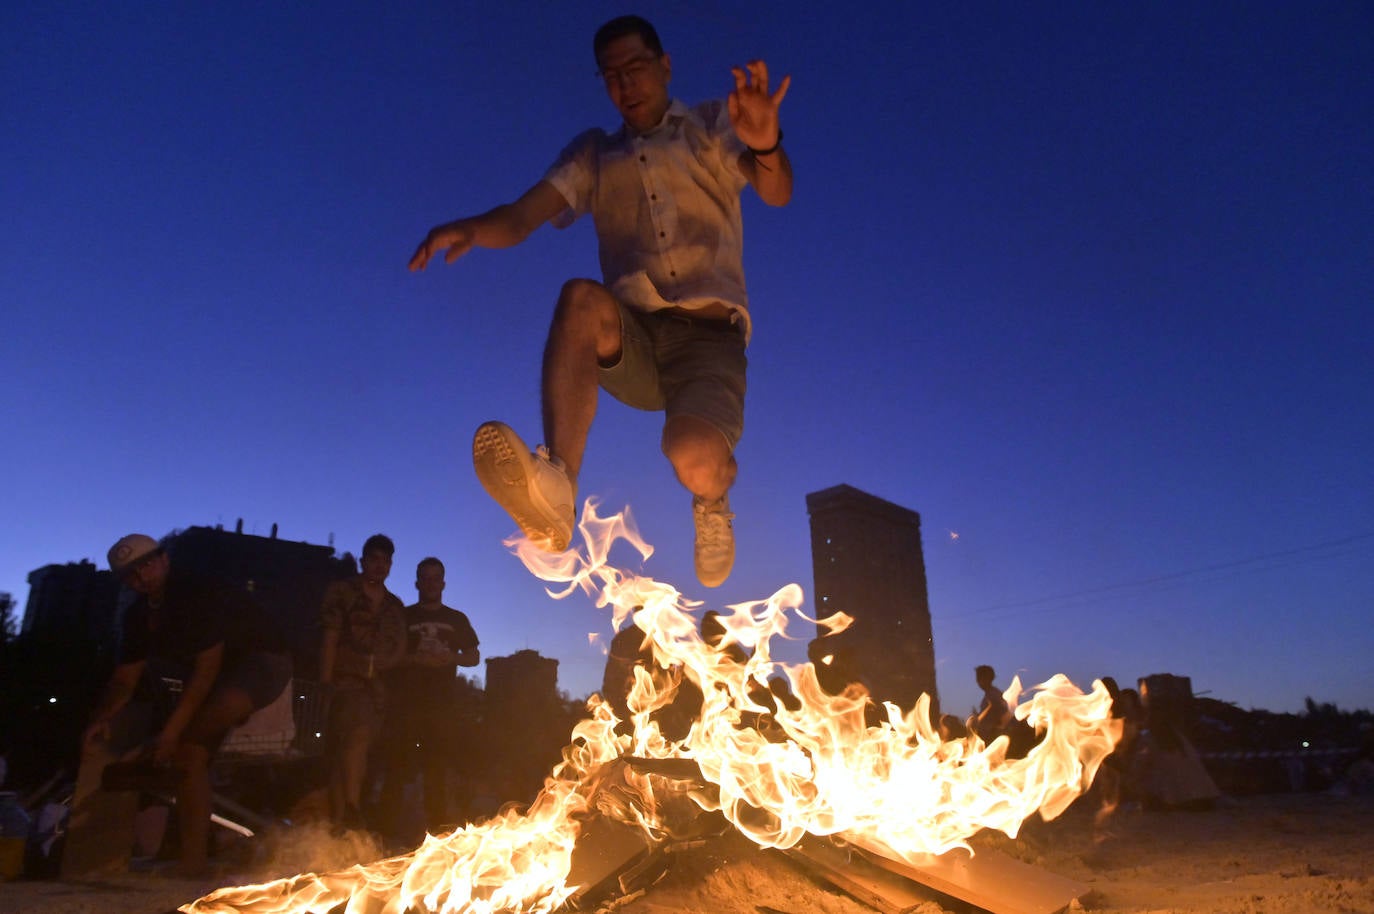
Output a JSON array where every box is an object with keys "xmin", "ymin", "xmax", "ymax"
[{"xmin": 409, "ymin": 15, "xmax": 791, "ymax": 587}]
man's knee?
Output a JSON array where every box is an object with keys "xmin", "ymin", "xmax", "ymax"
[
  {"xmin": 549, "ymin": 279, "xmax": 623, "ymax": 366},
  {"xmin": 184, "ymin": 689, "xmax": 253, "ymax": 747},
  {"xmin": 174, "ymin": 741, "xmax": 211, "ymax": 774},
  {"xmin": 664, "ymin": 416, "xmax": 730, "ymax": 461},
  {"xmin": 554, "ymin": 279, "xmax": 618, "ymax": 329},
  {"xmin": 557, "ymin": 277, "xmax": 608, "ymax": 307},
  {"xmin": 664, "ymin": 416, "xmax": 734, "ymax": 492}
]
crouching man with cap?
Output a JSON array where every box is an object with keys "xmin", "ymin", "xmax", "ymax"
[{"xmin": 73, "ymin": 533, "xmax": 292, "ymax": 877}]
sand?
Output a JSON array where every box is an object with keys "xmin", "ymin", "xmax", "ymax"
[{"xmin": 2, "ymin": 791, "xmax": 1371, "ymax": 914}]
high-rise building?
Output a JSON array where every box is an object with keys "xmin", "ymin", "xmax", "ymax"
[
  {"xmin": 806, "ymin": 484, "xmax": 939, "ymax": 716},
  {"xmin": 22, "ymin": 560, "xmax": 121, "ymax": 643},
  {"xmin": 482, "ymin": 649, "xmax": 566, "ymax": 799}
]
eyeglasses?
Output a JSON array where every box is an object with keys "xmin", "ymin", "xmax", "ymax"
[{"xmin": 595, "ymin": 53, "xmax": 659, "ymax": 87}]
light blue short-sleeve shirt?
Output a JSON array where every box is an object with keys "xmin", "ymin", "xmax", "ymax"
[{"xmin": 543, "ymin": 99, "xmax": 755, "ymax": 341}]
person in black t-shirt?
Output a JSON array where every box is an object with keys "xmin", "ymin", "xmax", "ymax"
[
  {"xmin": 80, "ymin": 533, "xmax": 292, "ymax": 876},
  {"xmin": 380, "ymin": 556, "xmax": 479, "ymax": 837}
]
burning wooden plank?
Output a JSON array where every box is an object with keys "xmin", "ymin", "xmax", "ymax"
[
  {"xmin": 786, "ymin": 834, "xmax": 1087, "ymax": 914},
  {"xmin": 862, "ymin": 844, "xmax": 1086, "ymax": 914},
  {"xmin": 782, "ymin": 837, "xmax": 936, "ymax": 914}
]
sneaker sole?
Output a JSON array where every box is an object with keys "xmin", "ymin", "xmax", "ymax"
[
  {"xmin": 696, "ymin": 553, "xmax": 734, "ymax": 588},
  {"xmin": 472, "ymin": 421, "xmax": 572, "ymax": 551},
  {"xmin": 693, "ymin": 498, "xmax": 735, "ymax": 588}
]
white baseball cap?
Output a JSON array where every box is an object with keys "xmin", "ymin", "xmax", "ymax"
[{"xmin": 107, "ymin": 533, "xmax": 160, "ymax": 574}]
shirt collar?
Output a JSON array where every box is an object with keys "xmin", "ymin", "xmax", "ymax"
[{"xmin": 620, "ymin": 98, "xmax": 689, "ymax": 140}]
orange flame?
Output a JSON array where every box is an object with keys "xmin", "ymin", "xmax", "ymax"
[{"xmin": 184, "ymin": 500, "xmax": 1119, "ymax": 913}]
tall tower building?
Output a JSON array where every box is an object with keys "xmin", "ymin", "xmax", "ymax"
[
  {"xmin": 806, "ymin": 484, "xmax": 938, "ymax": 716},
  {"xmin": 22, "ymin": 560, "xmax": 121, "ymax": 643}
]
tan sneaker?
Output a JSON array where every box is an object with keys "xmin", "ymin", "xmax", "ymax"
[
  {"xmin": 692, "ymin": 494, "xmax": 735, "ymax": 587},
  {"xmin": 473, "ymin": 421, "xmax": 575, "ymax": 551}
]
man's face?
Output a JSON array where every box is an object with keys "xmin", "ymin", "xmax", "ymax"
[
  {"xmin": 597, "ymin": 33, "xmax": 671, "ymax": 133},
  {"xmin": 121, "ymin": 550, "xmax": 170, "ymax": 597},
  {"xmin": 361, "ymin": 548, "xmax": 392, "ymax": 585},
  {"xmin": 416, "ymin": 564, "xmax": 445, "ymax": 604}
]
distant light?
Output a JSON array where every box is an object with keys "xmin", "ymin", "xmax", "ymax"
[
  {"xmin": 948, "ymin": 530, "xmax": 960, "ymax": 541},
  {"xmin": 49, "ymin": 697, "xmax": 58, "ymax": 704},
  {"xmin": 315, "ymin": 732, "xmax": 323, "ymax": 739},
  {"xmin": 1302, "ymin": 740, "xmax": 1310, "ymax": 749}
]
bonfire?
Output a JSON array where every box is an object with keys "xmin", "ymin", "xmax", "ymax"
[{"xmin": 184, "ymin": 501, "xmax": 1119, "ymax": 914}]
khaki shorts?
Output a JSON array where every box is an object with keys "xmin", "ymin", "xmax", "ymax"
[
  {"xmin": 326, "ymin": 677, "xmax": 387, "ymax": 747},
  {"xmin": 598, "ymin": 303, "xmax": 748, "ymax": 450}
]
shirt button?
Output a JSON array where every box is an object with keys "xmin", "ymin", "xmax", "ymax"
[
  {"xmin": 650, "ymin": 194, "xmax": 657, "ymax": 201},
  {"xmin": 639, "ymin": 155, "xmax": 646, "ymax": 162},
  {"xmin": 659, "ymin": 231, "xmax": 666, "ymax": 238}
]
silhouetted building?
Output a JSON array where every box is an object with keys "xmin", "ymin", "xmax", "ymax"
[
  {"xmin": 485, "ymin": 649, "xmax": 560, "ymax": 707},
  {"xmin": 163, "ymin": 523, "xmax": 355, "ymax": 672},
  {"xmin": 806, "ymin": 484, "xmax": 939, "ymax": 715},
  {"xmin": 482, "ymin": 649, "xmax": 565, "ymax": 800},
  {"xmin": 21, "ymin": 522, "xmax": 354, "ymax": 671},
  {"xmin": 22, "ymin": 560, "xmax": 120, "ymax": 643}
]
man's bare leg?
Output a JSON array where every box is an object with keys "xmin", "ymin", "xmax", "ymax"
[
  {"xmin": 341, "ymin": 729, "xmax": 371, "ymax": 819},
  {"xmin": 662, "ymin": 415, "xmax": 736, "ymax": 500},
  {"xmin": 665, "ymin": 415, "xmax": 738, "ymax": 587},
  {"xmin": 174, "ymin": 742, "xmax": 214, "ymax": 875},
  {"xmin": 177, "ymin": 688, "xmax": 254, "ymax": 874},
  {"xmin": 541, "ymin": 278, "xmax": 623, "ymax": 484},
  {"xmin": 473, "ymin": 278, "xmax": 619, "ymax": 550}
]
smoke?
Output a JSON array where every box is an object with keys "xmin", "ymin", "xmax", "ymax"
[{"xmin": 247, "ymin": 821, "xmax": 387, "ymax": 880}]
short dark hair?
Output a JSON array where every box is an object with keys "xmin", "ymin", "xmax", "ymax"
[
  {"xmin": 363, "ymin": 533, "xmax": 395, "ymax": 557},
  {"xmin": 417, "ymin": 556, "xmax": 445, "ymax": 575},
  {"xmin": 975, "ymin": 664, "xmax": 996, "ymax": 683},
  {"xmin": 594, "ymin": 15, "xmax": 663, "ymax": 64}
]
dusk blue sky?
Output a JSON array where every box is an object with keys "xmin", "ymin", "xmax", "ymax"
[{"xmin": 4, "ymin": 3, "xmax": 1371, "ymax": 717}]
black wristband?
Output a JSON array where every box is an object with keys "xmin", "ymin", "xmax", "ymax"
[{"xmin": 748, "ymin": 128, "xmax": 784, "ymax": 157}]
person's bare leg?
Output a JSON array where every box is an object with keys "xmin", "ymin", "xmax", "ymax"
[
  {"xmin": 341, "ymin": 729, "xmax": 372, "ymax": 816},
  {"xmin": 177, "ymin": 689, "xmax": 253, "ymax": 875},
  {"xmin": 666, "ymin": 415, "xmax": 738, "ymax": 586},
  {"xmin": 175, "ymin": 743, "xmax": 213, "ymax": 875},
  {"xmin": 662, "ymin": 415, "xmax": 736, "ymax": 500},
  {"xmin": 173, "ymin": 687, "xmax": 254, "ymax": 874},
  {"xmin": 541, "ymin": 279, "xmax": 623, "ymax": 483}
]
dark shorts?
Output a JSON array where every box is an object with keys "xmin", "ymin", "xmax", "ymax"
[
  {"xmin": 599, "ymin": 303, "xmax": 748, "ymax": 451},
  {"xmin": 217, "ymin": 650, "xmax": 293, "ymax": 710}
]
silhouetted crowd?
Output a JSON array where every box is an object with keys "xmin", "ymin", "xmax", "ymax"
[{"xmin": 69, "ymin": 531, "xmax": 481, "ymax": 875}]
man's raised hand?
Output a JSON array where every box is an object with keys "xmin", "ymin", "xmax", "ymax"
[
  {"xmin": 408, "ymin": 221, "xmax": 476, "ymax": 271},
  {"xmin": 727, "ymin": 60, "xmax": 791, "ymax": 152}
]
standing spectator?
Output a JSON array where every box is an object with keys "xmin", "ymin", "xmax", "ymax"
[
  {"xmin": 318, "ymin": 534, "xmax": 406, "ymax": 830},
  {"xmin": 382, "ymin": 557, "xmax": 480, "ymax": 839},
  {"xmin": 972, "ymin": 664, "xmax": 1012, "ymax": 744},
  {"xmin": 1095, "ymin": 676, "xmax": 1144, "ymax": 836},
  {"xmin": 72, "ymin": 533, "xmax": 291, "ymax": 877}
]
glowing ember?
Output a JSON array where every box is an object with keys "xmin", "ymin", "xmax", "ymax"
[{"xmin": 184, "ymin": 500, "xmax": 1120, "ymax": 914}]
